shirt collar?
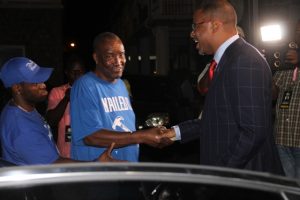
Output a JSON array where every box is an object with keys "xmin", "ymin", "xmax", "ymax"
[{"xmin": 214, "ymin": 34, "xmax": 239, "ymax": 64}]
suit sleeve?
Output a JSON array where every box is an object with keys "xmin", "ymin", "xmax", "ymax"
[
  {"xmin": 223, "ymin": 54, "xmax": 273, "ymax": 168},
  {"xmin": 178, "ymin": 118, "xmax": 202, "ymax": 143}
]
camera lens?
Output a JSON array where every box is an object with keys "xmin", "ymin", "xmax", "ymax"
[
  {"xmin": 274, "ymin": 60, "xmax": 281, "ymax": 68},
  {"xmin": 274, "ymin": 51, "xmax": 280, "ymax": 58},
  {"xmin": 289, "ymin": 42, "xmax": 298, "ymax": 49}
]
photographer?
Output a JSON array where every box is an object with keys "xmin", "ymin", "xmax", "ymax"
[{"xmin": 273, "ymin": 19, "xmax": 300, "ymax": 178}]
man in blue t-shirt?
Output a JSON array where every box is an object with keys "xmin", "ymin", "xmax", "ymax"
[
  {"xmin": 0, "ymin": 57, "xmax": 117, "ymax": 165},
  {"xmin": 70, "ymin": 32, "xmax": 173, "ymax": 162}
]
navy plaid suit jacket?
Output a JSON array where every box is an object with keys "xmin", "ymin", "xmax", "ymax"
[{"xmin": 179, "ymin": 38, "xmax": 283, "ymax": 175}]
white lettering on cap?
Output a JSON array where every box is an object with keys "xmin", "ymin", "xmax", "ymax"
[{"xmin": 26, "ymin": 60, "xmax": 38, "ymax": 71}]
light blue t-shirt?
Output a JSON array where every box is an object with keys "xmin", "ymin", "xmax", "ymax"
[
  {"xmin": 70, "ymin": 72, "xmax": 138, "ymax": 162},
  {"xmin": 0, "ymin": 103, "xmax": 59, "ymax": 165}
]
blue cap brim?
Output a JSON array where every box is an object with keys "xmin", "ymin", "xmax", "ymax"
[{"xmin": 26, "ymin": 67, "xmax": 53, "ymax": 84}]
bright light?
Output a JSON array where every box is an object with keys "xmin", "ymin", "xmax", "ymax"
[
  {"xmin": 260, "ymin": 24, "xmax": 282, "ymax": 42},
  {"xmin": 69, "ymin": 42, "xmax": 76, "ymax": 48}
]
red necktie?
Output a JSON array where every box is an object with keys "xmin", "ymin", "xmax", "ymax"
[
  {"xmin": 208, "ymin": 59, "xmax": 217, "ymax": 81},
  {"xmin": 197, "ymin": 59, "xmax": 217, "ymax": 95}
]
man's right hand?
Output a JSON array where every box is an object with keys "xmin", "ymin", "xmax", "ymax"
[
  {"xmin": 138, "ymin": 127, "xmax": 175, "ymax": 148},
  {"xmin": 162, "ymin": 128, "xmax": 176, "ymax": 141}
]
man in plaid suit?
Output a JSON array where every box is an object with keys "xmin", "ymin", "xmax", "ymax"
[{"xmin": 165, "ymin": 0, "xmax": 283, "ymax": 175}]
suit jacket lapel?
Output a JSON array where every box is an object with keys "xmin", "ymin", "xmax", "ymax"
[{"xmin": 209, "ymin": 38, "xmax": 245, "ymax": 86}]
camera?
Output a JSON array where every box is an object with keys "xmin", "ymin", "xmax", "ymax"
[
  {"xmin": 262, "ymin": 42, "xmax": 298, "ymax": 71},
  {"xmin": 259, "ymin": 22, "xmax": 299, "ymax": 71}
]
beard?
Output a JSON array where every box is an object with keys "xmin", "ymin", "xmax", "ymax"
[
  {"xmin": 24, "ymin": 93, "xmax": 48, "ymax": 105},
  {"xmin": 198, "ymin": 49, "xmax": 205, "ymax": 56}
]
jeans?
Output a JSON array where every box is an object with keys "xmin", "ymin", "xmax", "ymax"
[{"xmin": 277, "ymin": 145, "xmax": 300, "ymax": 178}]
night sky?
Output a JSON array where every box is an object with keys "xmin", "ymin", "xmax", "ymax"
[{"xmin": 62, "ymin": 0, "xmax": 116, "ymax": 65}]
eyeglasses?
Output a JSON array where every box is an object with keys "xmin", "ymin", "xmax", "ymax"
[{"xmin": 192, "ymin": 21, "xmax": 210, "ymax": 31}]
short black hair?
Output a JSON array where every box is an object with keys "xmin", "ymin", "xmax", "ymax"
[
  {"xmin": 92, "ymin": 32, "xmax": 122, "ymax": 52},
  {"xmin": 194, "ymin": 0, "xmax": 237, "ymax": 25}
]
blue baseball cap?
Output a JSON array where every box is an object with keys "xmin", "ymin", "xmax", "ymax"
[{"xmin": 0, "ymin": 57, "xmax": 53, "ymax": 88}]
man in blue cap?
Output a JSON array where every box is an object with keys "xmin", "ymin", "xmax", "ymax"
[{"xmin": 0, "ymin": 57, "xmax": 117, "ymax": 165}]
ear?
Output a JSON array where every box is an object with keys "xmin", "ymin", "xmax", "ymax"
[
  {"xmin": 211, "ymin": 20, "xmax": 222, "ymax": 33},
  {"xmin": 211, "ymin": 21, "xmax": 219, "ymax": 33},
  {"xmin": 11, "ymin": 84, "xmax": 22, "ymax": 95},
  {"xmin": 92, "ymin": 53, "xmax": 98, "ymax": 64}
]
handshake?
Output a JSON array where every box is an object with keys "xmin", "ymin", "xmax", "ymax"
[
  {"xmin": 94, "ymin": 126, "xmax": 177, "ymax": 162},
  {"xmin": 137, "ymin": 126, "xmax": 177, "ymax": 149}
]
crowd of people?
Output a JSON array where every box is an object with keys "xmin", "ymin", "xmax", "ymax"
[{"xmin": 0, "ymin": 0, "xmax": 300, "ymax": 179}]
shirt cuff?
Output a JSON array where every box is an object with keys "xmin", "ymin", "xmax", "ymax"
[{"xmin": 172, "ymin": 125, "xmax": 181, "ymax": 141}]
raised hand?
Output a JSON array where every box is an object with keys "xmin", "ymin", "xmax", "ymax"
[{"xmin": 97, "ymin": 142, "xmax": 127, "ymax": 162}]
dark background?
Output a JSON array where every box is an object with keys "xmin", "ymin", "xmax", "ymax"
[{"xmin": 62, "ymin": 0, "xmax": 119, "ymax": 67}]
